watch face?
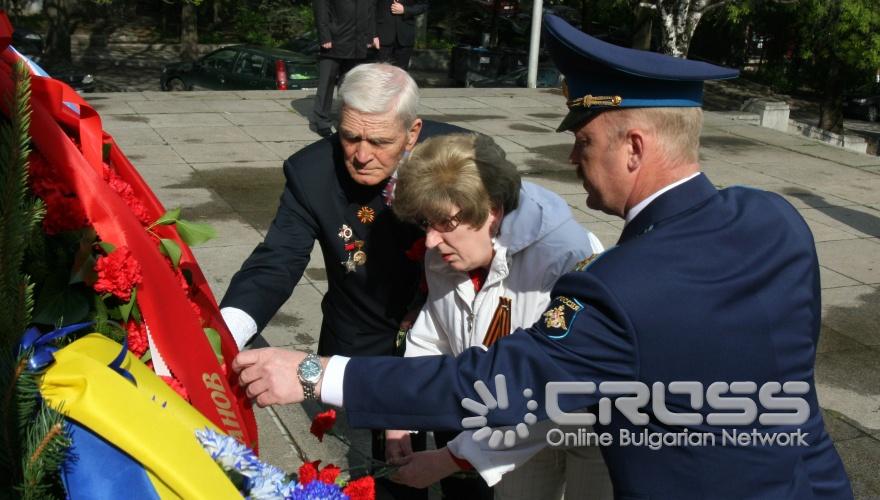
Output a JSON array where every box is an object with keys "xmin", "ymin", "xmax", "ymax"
[{"xmin": 299, "ymin": 358, "xmax": 322, "ymax": 384}]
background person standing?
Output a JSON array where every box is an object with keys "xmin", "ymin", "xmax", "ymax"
[
  {"xmin": 376, "ymin": 0, "xmax": 426, "ymax": 70},
  {"xmin": 310, "ymin": 0, "xmax": 379, "ymax": 138}
]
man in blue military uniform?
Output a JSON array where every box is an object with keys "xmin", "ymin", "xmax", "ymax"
[{"xmin": 233, "ymin": 15, "xmax": 853, "ymax": 499}]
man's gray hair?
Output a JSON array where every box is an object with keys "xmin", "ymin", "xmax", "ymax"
[{"xmin": 338, "ymin": 63, "xmax": 420, "ymax": 128}]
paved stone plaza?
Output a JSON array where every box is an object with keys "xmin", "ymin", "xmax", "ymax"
[{"xmin": 91, "ymin": 88, "xmax": 880, "ymax": 498}]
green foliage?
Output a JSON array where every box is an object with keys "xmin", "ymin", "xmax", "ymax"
[
  {"xmin": 152, "ymin": 208, "xmax": 216, "ymax": 247},
  {"xmin": 232, "ymin": 1, "xmax": 316, "ymax": 47},
  {"xmin": 0, "ymin": 61, "xmax": 69, "ymax": 500},
  {"xmin": 747, "ymin": 0, "xmax": 877, "ymax": 90},
  {"xmin": 159, "ymin": 238, "xmax": 183, "ymax": 269},
  {"xmin": 0, "ymin": 62, "xmax": 36, "ymax": 346},
  {"xmin": 794, "ymin": 0, "xmax": 880, "ymax": 84},
  {"xmin": 203, "ymin": 327, "xmax": 224, "ymax": 364}
]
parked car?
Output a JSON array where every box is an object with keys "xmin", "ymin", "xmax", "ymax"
[
  {"xmin": 842, "ymin": 82, "xmax": 880, "ymax": 122},
  {"xmin": 160, "ymin": 45, "xmax": 318, "ymax": 91},
  {"xmin": 11, "ymin": 28, "xmax": 96, "ymax": 92},
  {"xmin": 468, "ymin": 64, "xmax": 562, "ymax": 88},
  {"xmin": 42, "ymin": 60, "xmax": 96, "ymax": 93},
  {"xmin": 12, "ymin": 27, "xmax": 44, "ymax": 59}
]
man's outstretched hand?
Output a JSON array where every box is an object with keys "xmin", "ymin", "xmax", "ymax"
[{"xmin": 233, "ymin": 348, "xmax": 315, "ymax": 407}]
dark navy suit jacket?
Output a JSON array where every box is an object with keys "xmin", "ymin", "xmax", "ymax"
[
  {"xmin": 221, "ymin": 120, "xmax": 463, "ymax": 356},
  {"xmin": 341, "ymin": 174, "xmax": 853, "ymax": 499}
]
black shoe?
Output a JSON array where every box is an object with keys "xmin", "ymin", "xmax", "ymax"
[{"xmin": 316, "ymin": 127, "xmax": 333, "ymax": 138}]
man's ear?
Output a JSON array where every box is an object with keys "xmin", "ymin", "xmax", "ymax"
[
  {"xmin": 626, "ymin": 128, "xmax": 645, "ymax": 172},
  {"xmin": 405, "ymin": 118, "xmax": 423, "ymax": 151}
]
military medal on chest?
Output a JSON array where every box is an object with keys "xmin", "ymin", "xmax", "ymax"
[
  {"xmin": 357, "ymin": 206, "xmax": 375, "ymax": 224},
  {"xmin": 338, "ymin": 223, "xmax": 367, "ymax": 273}
]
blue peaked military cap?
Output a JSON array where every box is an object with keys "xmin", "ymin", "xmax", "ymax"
[{"xmin": 543, "ymin": 14, "xmax": 740, "ymax": 132}]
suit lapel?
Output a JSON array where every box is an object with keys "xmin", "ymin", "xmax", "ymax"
[{"xmin": 617, "ymin": 174, "xmax": 718, "ymax": 245}]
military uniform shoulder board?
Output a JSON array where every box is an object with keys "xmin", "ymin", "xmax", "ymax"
[
  {"xmin": 542, "ymin": 296, "xmax": 584, "ymax": 339},
  {"xmin": 573, "ymin": 254, "xmax": 597, "ymax": 272}
]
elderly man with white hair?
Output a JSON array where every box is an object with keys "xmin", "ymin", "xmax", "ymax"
[{"xmin": 220, "ymin": 63, "xmax": 463, "ymax": 499}]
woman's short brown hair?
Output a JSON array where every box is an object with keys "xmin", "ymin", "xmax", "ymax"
[{"xmin": 393, "ymin": 133, "xmax": 521, "ymax": 228}]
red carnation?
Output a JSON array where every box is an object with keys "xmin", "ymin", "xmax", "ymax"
[
  {"xmin": 93, "ymin": 246, "xmax": 142, "ymax": 302},
  {"xmin": 318, "ymin": 463, "xmax": 341, "ymax": 484},
  {"xmin": 28, "ymin": 152, "xmax": 89, "ymax": 234},
  {"xmin": 41, "ymin": 192, "xmax": 89, "ymax": 234},
  {"xmin": 102, "ymin": 164, "xmax": 151, "ymax": 225},
  {"xmin": 298, "ymin": 460, "xmax": 321, "ymax": 485},
  {"xmin": 126, "ymin": 319, "xmax": 149, "ymax": 357},
  {"xmin": 310, "ymin": 409, "xmax": 337, "ymax": 442},
  {"xmin": 343, "ymin": 476, "xmax": 375, "ymax": 500},
  {"xmin": 160, "ymin": 375, "xmax": 189, "ymax": 401},
  {"xmin": 405, "ymin": 237, "xmax": 427, "ymax": 262}
]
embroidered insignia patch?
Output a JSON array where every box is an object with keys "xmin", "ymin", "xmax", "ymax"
[
  {"xmin": 542, "ymin": 296, "xmax": 584, "ymax": 339},
  {"xmin": 544, "ymin": 305, "xmax": 568, "ymax": 329}
]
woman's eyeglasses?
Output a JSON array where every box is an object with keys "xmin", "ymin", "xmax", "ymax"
[{"xmin": 419, "ymin": 210, "xmax": 463, "ymax": 233}]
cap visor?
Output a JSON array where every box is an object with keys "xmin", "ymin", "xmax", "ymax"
[{"xmin": 556, "ymin": 107, "xmax": 601, "ymax": 132}]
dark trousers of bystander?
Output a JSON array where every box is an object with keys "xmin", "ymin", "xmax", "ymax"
[
  {"xmin": 310, "ymin": 57, "xmax": 361, "ymax": 132},
  {"xmin": 378, "ymin": 45, "xmax": 414, "ymax": 70}
]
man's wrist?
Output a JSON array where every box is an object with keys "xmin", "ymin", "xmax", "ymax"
[
  {"xmin": 315, "ymin": 356, "xmax": 330, "ymax": 399},
  {"xmin": 445, "ymin": 447, "xmax": 472, "ymax": 471}
]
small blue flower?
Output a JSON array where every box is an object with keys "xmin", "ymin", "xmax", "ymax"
[
  {"xmin": 196, "ymin": 428, "xmax": 257, "ymax": 472},
  {"xmin": 197, "ymin": 428, "xmax": 349, "ymax": 499},
  {"xmin": 287, "ymin": 480, "xmax": 348, "ymax": 500}
]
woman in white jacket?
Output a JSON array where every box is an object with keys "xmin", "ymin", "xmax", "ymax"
[{"xmin": 385, "ymin": 133, "xmax": 611, "ymax": 500}]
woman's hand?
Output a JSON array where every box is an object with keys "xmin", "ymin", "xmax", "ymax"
[
  {"xmin": 385, "ymin": 429, "xmax": 413, "ymax": 464},
  {"xmin": 390, "ymin": 448, "xmax": 461, "ymax": 489}
]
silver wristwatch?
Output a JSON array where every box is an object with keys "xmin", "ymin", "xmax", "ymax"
[{"xmin": 297, "ymin": 353, "xmax": 323, "ymax": 401}]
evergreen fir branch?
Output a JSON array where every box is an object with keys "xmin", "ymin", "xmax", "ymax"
[
  {"xmin": 20, "ymin": 406, "xmax": 68, "ymax": 500},
  {"xmin": 0, "ymin": 59, "xmax": 67, "ymax": 500},
  {"xmin": 0, "ymin": 60, "xmax": 33, "ymax": 347},
  {"xmin": 28, "ymin": 421, "xmax": 63, "ymax": 468},
  {"xmin": 2, "ymin": 356, "xmax": 27, "ymax": 455}
]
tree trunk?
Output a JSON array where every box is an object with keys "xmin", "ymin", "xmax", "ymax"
[
  {"xmin": 817, "ymin": 59, "xmax": 844, "ymax": 134},
  {"xmin": 213, "ymin": 0, "xmax": 222, "ymax": 25},
  {"xmin": 631, "ymin": 4, "xmax": 654, "ymax": 50},
  {"xmin": 180, "ymin": 1, "xmax": 199, "ymax": 61},
  {"xmin": 656, "ymin": 0, "xmax": 701, "ymax": 57},
  {"xmin": 415, "ymin": 11, "xmax": 427, "ymax": 49},
  {"xmin": 654, "ymin": 0, "xmax": 730, "ymax": 57},
  {"xmin": 43, "ymin": 0, "xmax": 72, "ymax": 62}
]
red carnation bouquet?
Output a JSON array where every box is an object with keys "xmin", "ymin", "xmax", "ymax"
[
  {"xmin": 1, "ymin": 11, "xmax": 377, "ymax": 498},
  {"xmin": 0, "ymin": 13, "xmax": 256, "ymax": 447}
]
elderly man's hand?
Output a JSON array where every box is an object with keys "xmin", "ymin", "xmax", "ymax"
[
  {"xmin": 385, "ymin": 429, "xmax": 414, "ymax": 464},
  {"xmin": 390, "ymin": 448, "xmax": 461, "ymax": 489},
  {"xmin": 391, "ymin": 0, "xmax": 404, "ymax": 15},
  {"xmin": 232, "ymin": 348, "xmax": 308, "ymax": 407}
]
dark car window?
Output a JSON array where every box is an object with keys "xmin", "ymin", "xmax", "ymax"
[
  {"xmin": 235, "ymin": 52, "xmax": 267, "ymax": 77},
  {"xmin": 203, "ymin": 49, "xmax": 238, "ymax": 72},
  {"xmin": 263, "ymin": 59, "xmax": 278, "ymax": 79}
]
